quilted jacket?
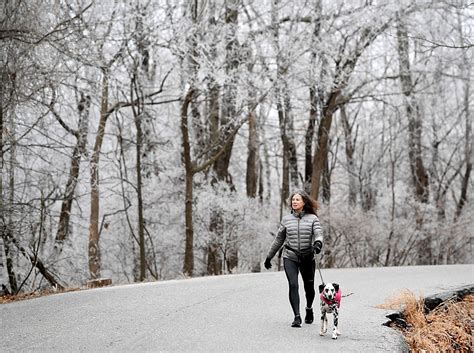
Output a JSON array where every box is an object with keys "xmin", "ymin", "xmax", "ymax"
[{"xmin": 267, "ymin": 211, "xmax": 323, "ymax": 262}]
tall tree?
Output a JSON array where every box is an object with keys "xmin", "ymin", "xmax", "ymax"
[
  {"xmin": 305, "ymin": 0, "xmax": 324, "ymax": 191},
  {"xmin": 52, "ymin": 92, "xmax": 91, "ymax": 258},
  {"xmin": 212, "ymin": 0, "xmax": 241, "ymax": 186},
  {"xmin": 245, "ymin": 43, "xmax": 259, "ymax": 199},
  {"xmin": 396, "ymin": 12, "xmax": 429, "ymax": 204},
  {"xmin": 271, "ymin": 0, "xmax": 299, "ymax": 208},
  {"xmin": 181, "ymin": 87, "xmax": 247, "ymax": 276},
  {"xmin": 311, "ymin": 7, "xmax": 396, "ymax": 201},
  {"xmin": 340, "ymin": 104, "xmax": 358, "ymax": 207},
  {"xmin": 454, "ymin": 8, "xmax": 472, "ymax": 221}
]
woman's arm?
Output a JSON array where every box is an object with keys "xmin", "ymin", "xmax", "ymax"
[
  {"xmin": 266, "ymin": 223, "xmax": 287, "ymax": 260},
  {"xmin": 312, "ymin": 217, "xmax": 323, "ymax": 252}
]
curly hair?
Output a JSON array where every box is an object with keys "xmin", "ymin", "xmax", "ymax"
[{"xmin": 288, "ymin": 189, "xmax": 319, "ymax": 215}]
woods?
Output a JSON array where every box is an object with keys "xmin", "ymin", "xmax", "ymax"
[{"xmin": 0, "ymin": 0, "xmax": 472, "ymax": 294}]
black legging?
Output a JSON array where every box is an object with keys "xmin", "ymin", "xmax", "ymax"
[{"xmin": 283, "ymin": 257, "xmax": 316, "ymax": 317}]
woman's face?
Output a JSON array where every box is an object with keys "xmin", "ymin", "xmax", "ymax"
[{"xmin": 292, "ymin": 194, "xmax": 305, "ymax": 212}]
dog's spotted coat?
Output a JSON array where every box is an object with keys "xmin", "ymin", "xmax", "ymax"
[{"xmin": 318, "ymin": 283, "xmax": 341, "ymax": 339}]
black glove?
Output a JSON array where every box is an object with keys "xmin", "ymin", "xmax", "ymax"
[
  {"xmin": 313, "ymin": 240, "xmax": 323, "ymax": 254},
  {"xmin": 264, "ymin": 257, "xmax": 272, "ymax": 270}
]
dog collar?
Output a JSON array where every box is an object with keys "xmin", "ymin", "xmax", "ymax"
[{"xmin": 320, "ymin": 290, "xmax": 341, "ymax": 308}]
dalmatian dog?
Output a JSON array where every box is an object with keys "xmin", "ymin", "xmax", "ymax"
[{"xmin": 319, "ymin": 282, "xmax": 342, "ymax": 339}]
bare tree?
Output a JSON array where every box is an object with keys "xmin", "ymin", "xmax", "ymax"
[
  {"xmin": 51, "ymin": 92, "xmax": 91, "ymax": 257},
  {"xmin": 310, "ymin": 6, "xmax": 398, "ymax": 201},
  {"xmin": 305, "ymin": 0, "xmax": 324, "ymax": 191},
  {"xmin": 1, "ymin": 0, "xmax": 472, "ymax": 288},
  {"xmin": 0, "ymin": 0, "xmax": 79, "ymax": 291},
  {"xmin": 181, "ymin": 88, "xmax": 248, "ymax": 276},
  {"xmin": 454, "ymin": 8, "xmax": 472, "ymax": 221},
  {"xmin": 271, "ymin": 0, "xmax": 299, "ymax": 209},
  {"xmin": 244, "ymin": 43, "xmax": 259, "ymax": 199},
  {"xmin": 340, "ymin": 104, "xmax": 358, "ymax": 207},
  {"xmin": 212, "ymin": 0, "xmax": 241, "ymax": 187},
  {"xmin": 396, "ymin": 12, "xmax": 429, "ymax": 205}
]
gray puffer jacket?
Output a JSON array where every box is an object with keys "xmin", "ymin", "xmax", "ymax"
[{"xmin": 267, "ymin": 211, "xmax": 323, "ymax": 262}]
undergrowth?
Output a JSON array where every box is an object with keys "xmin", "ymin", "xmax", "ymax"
[
  {"xmin": 379, "ymin": 290, "xmax": 473, "ymax": 352},
  {"xmin": 0, "ymin": 287, "xmax": 82, "ymax": 304}
]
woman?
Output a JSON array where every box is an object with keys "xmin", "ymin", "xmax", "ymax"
[{"xmin": 264, "ymin": 190, "xmax": 323, "ymax": 327}]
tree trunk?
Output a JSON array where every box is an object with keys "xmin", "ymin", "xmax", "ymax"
[
  {"xmin": 310, "ymin": 16, "xmax": 393, "ymax": 201},
  {"xmin": 206, "ymin": 244, "xmax": 221, "ymax": 275},
  {"xmin": 310, "ymin": 90, "xmax": 339, "ymax": 200},
  {"xmin": 207, "ymin": 66, "xmax": 223, "ymax": 276},
  {"xmin": 211, "ymin": 0, "xmax": 240, "ymax": 273},
  {"xmin": 246, "ymin": 110, "xmax": 258, "ymax": 198},
  {"xmin": 258, "ymin": 155, "xmax": 265, "ymax": 202},
  {"xmin": 183, "ymin": 167, "xmax": 195, "ymax": 277},
  {"xmin": 184, "ymin": 85, "xmax": 240, "ymax": 276},
  {"xmin": 3, "ymin": 230, "xmax": 64, "ymax": 291},
  {"xmin": 53, "ymin": 93, "xmax": 90, "ymax": 256},
  {"xmin": 454, "ymin": 107, "xmax": 472, "ymax": 222},
  {"xmin": 131, "ymin": 74, "xmax": 146, "ymax": 282},
  {"xmin": 208, "ymin": 77, "xmax": 220, "ymax": 165},
  {"xmin": 181, "ymin": 88, "xmax": 195, "ymax": 277},
  {"xmin": 189, "ymin": 0, "xmax": 206, "ymax": 156},
  {"xmin": 261, "ymin": 121, "xmax": 272, "ymax": 203},
  {"xmin": 207, "ymin": 2, "xmax": 220, "ymax": 168},
  {"xmin": 131, "ymin": 4, "xmax": 157, "ymax": 281},
  {"xmin": 340, "ymin": 105, "xmax": 357, "ymax": 207},
  {"xmin": 305, "ymin": 1, "xmax": 323, "ymax": 190},
  {"xmin": 396, "ymin": 13, "xmax": 429, "ymax": 204},
  {"xmin": 88, "ymin": 68, "xmax": 109, "ymax": 280},
  {"xmin": 1, "ymin": 231, "xmax": 17, "ymax": 293},
  {"xmin": 321, "ymin": 140, "xmax": 332, "ymax": 204},
  {"xmin": 0, "ymin": 69, "xmax": 18, "ymax": 293},
  {"xmin": 7, "ymin": 114, "xmax": 18, "ymax": 291},
  {"xmin": 283, "ymin": 83, "xmax": 299, "ymax": 189},
  {"xmin": 272, "ymin": 0, "xmax": 298, "ymax": 204},
  {"xmin": 454, "ymin": 9, "xmax": 472, "ymax": 222},
  {"xmin": 281, "ymin": 147, "xmax": 290, "ymax": 214},
  {"xmin": 245, "ymin": 43, "xmax": 259, "ymax": 198},
  {"xmin": 385, "ymin": 110, "xmax": 397, "ymax": 266},
  {"xmin": 212, "ymin": 0, "xmax": 240, "ymax": 186},
  {"xmin": 305, "ymin": 86, "xmax": 318, "ymax": 190}
]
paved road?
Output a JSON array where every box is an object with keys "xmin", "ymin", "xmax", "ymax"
[{"xmin": 1, "ymin": 264, "xmax": 472, "ymax": 352}]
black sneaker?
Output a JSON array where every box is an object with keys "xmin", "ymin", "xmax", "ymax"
[
  {"xmin": 305, "ymin": 308, "xmax": 314, "ymax": 324},
  {"xmin": 291, "ymin": 315, "xmax": 302, "ymax": 328}
]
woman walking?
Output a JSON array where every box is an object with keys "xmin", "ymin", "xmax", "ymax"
[{"xmin": 264, "ymin": 190, "xmax": 323, "ymax": 327}]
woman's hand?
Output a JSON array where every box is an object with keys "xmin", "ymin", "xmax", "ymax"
[
  {"xmin": 313, "ymin": 240, "xmax": 323, "ymax": 254},
  {"xmin": 264, "ymin": 258, "xmax": 272, "ymax": 269}
]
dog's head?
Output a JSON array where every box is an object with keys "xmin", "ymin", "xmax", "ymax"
[{"xmin": 319, "ymin": 282, "xmax": 340, "ymax": 301}]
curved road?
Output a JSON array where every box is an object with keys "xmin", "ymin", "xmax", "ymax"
[{"xmin": 1, "ymin": 264, "xmax": 472, "ymax": 352}]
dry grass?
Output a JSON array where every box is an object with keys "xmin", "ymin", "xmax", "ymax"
[{"xmin": 379, "ymin": 290, "xmax": 474, "ymax": 352}]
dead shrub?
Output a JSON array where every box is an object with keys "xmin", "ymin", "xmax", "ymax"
[{"xmin": 380, "ymin": 290, "xmax": 473, "ymax": 352}]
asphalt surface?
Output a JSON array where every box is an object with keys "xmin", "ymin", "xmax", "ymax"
[{"xmin": 1, "ymin": 264, "xmax": 473, "ymax": 352}]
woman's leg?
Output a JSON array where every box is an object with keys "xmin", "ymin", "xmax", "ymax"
[
  {"xmin": 283, "ymin": 258, "xmax": 300, "ymax": 316},
  {"xmin": 300, "ymin": 257, "xmax": 316, "ymax": 309}
]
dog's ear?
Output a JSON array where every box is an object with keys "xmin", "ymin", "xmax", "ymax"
[
  {"xmin": 318, "ymin": 284, "xmax": 325, "ymax": 293},
  {"xmin": 333, "ymin": 283, "xmax": 339, "ymax": 292}
]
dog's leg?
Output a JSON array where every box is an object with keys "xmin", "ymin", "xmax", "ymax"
[
  {"xmin": 334, "ymin": 306, "xmax": 341, "ymax": 336},
  {"xmin": 319, "ymin": 310, "xmax": 327, "ymax": 336},
  {"xmin": 332, "ymin": 306, "xmax": 339, "ymax": 339}
]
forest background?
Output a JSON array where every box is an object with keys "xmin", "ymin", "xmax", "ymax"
[{"xmin": 1, "ymin": 0, "xmax": 472, "ymax": 294}]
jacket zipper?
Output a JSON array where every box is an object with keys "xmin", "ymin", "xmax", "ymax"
[{"xmin": 297, "ymin": 217, "xmax": 300, "ymax": 252}]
